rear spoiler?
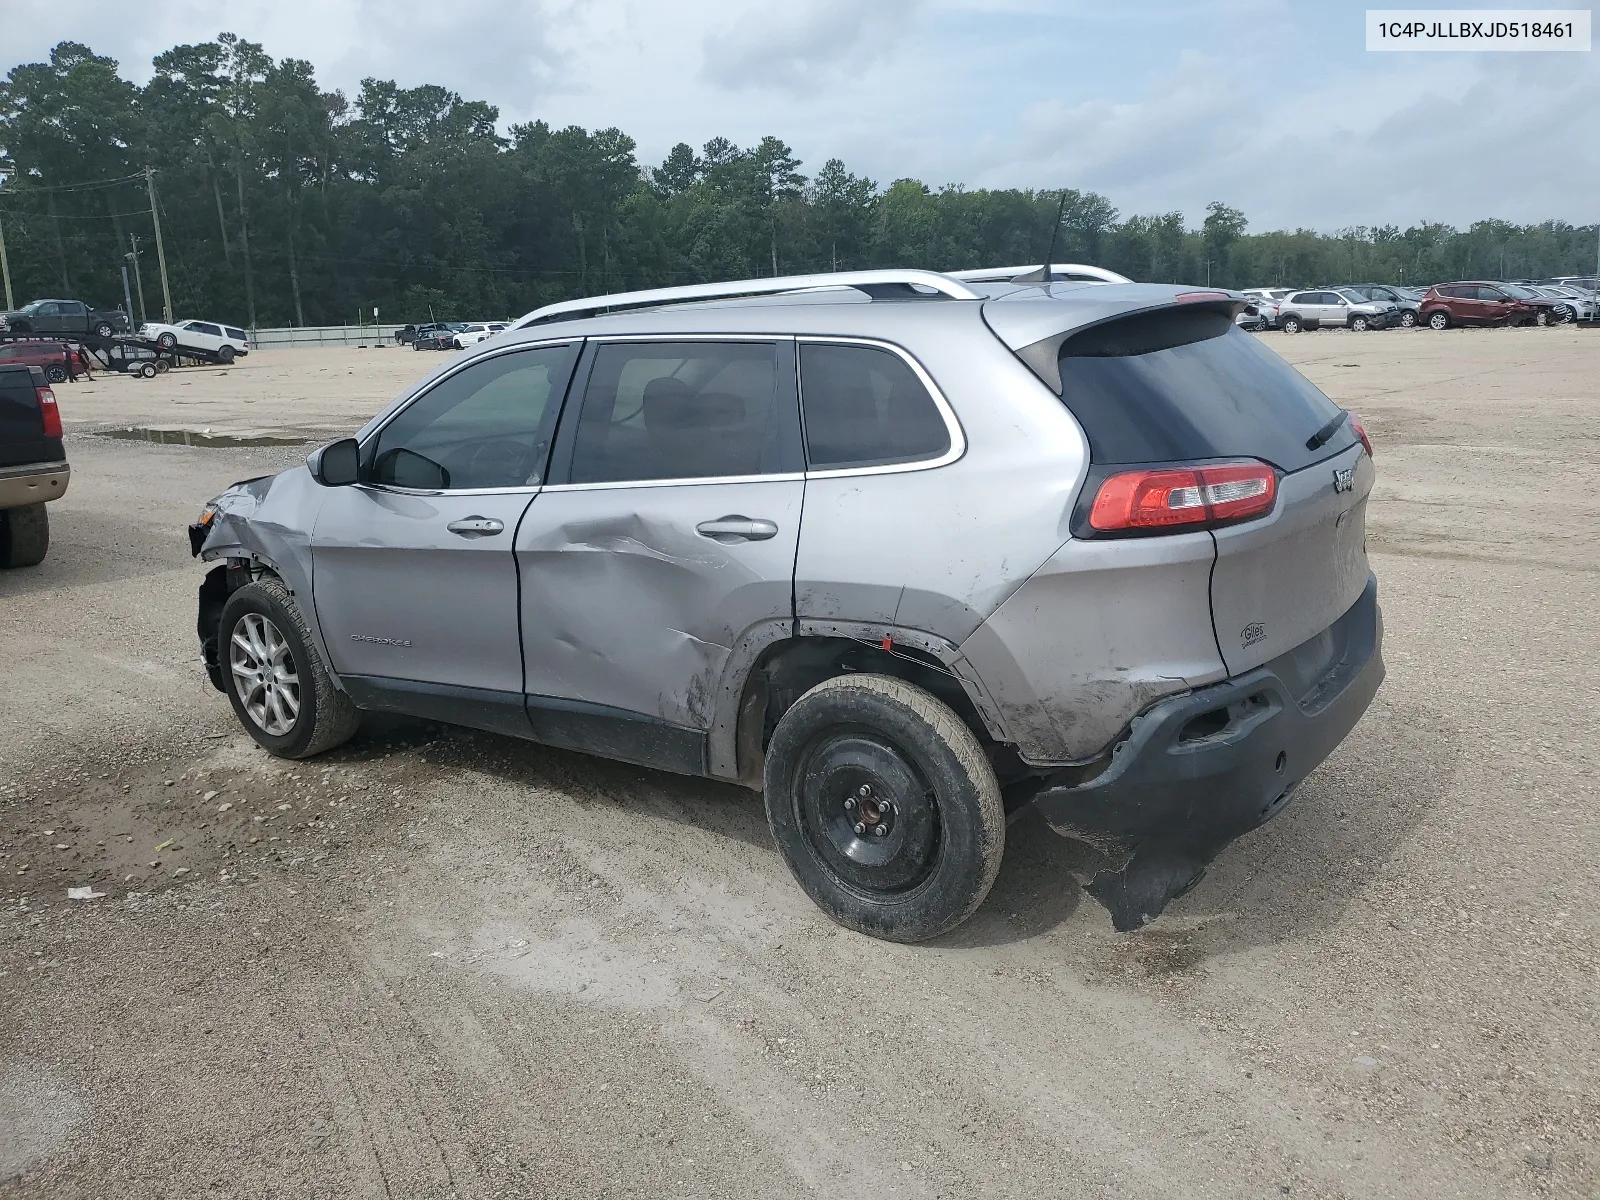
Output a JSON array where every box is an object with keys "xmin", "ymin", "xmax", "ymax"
[{"xmin": 983, "ymin": 290, "xmax": 1248, "ymax": 396}]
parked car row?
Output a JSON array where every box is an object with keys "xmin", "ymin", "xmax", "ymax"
[
  {"xmin": 396, "ymin": 321, "xmax": 508, "ymax": 350},
  {"xmin": 1238, "ymin": 278, "xmax": 1598, "ymax": 332}
]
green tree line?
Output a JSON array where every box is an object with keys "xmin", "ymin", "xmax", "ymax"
[{"xmin": 2, "ymin": 38, "xmax": 1596, "ymax": 328}]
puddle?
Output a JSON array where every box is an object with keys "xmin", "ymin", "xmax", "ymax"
[{"xmin": 97, "ymin": 427, "xmax": 309, "ymax": 448}]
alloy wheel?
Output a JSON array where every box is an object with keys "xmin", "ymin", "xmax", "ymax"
[{"xmin": 229, "ymin": 612, "xmax": 301, "ymax": 735}]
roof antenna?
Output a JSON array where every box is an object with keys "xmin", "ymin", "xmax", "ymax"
[{"xmin": 1010, "ymin": 191, "xmax": 1068, "ymax": 285}]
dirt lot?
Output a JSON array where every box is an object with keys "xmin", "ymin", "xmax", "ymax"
[{"xmin": 2, "ymin": 328, "xmax": 1597, "ymax": 1198}]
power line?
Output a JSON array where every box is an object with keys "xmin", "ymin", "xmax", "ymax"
[{"xmin": 0, "ymin": 171, "xmax": 148, "ymax": 195}]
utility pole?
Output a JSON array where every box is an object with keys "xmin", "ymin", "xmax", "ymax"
[
  {"xmin": 145, "ymin": 167, "xmax": 173, "ymax": 322},
  {"xmin": 120, "ymin": 261, "xmax": 136, "ymax": 327},
  {"xmin": 0, "ymin": 170, "xmax": 12, "ymax": 309},
  {"xmin": 128, "ymin": 235, "xmax": 148, "ymax": 325},
  {"xmin": 0, "ymin": 209, "xmax": 11, "ymax": 310}
]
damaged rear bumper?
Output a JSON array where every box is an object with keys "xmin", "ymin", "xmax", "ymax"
[{"xmin": 1027, "ymin": 575, "xmax": 1384, "ymax": 931}]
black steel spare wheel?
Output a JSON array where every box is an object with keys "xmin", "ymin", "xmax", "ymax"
[{"xmin": 763, "ymin": 674, "xmax": 1004, "ymax": 943}]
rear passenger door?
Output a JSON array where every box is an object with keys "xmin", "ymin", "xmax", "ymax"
[
  {"xmin": 515, "ymin": 337, "xmax": 804, "ymax": 775},
  {"xmin": 183, "ymin": 322, "xmax": 224, "ymax": 352}
]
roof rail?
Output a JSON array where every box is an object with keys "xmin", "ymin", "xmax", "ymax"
[
  {"xmin": 948, "ymin": 263, "xmax": 1132, "ymax": 285},
  {"xmin": 512, "ymin": 269, "xmax": 983, "ymax": 328}
]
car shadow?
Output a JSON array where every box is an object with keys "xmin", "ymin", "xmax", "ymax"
[
  {"xmin": 338, "ymin": 715, "xmax": 776, "ymax": 853},
  {"xmin": 1153, "ymin": 693, "xmax": 1459, "ymax": 958},
  {"xmin": 327, "ymin": 692, "xmax": 1451, "ymax": 958}
]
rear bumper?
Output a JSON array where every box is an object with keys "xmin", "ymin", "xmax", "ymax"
[
  {"xmin": 1027, "ymin": 574, "xmax": 1384, "ymax": 930},
  {"xmin": 0, "ymin": 461, "xmax": 70, "ymax": 507}
]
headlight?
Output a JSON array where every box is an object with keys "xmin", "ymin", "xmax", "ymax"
[{"xmin": 197, "ymin": 503, "xmax": 218, "ymax": 528}]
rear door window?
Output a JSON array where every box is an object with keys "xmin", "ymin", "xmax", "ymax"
[
  {"xmin": 798, "ymin": 341, "xmax": 951, "ymax": 469},
  {"xmin": 1055, "ymin": 308, "xmax": 1354, "ymax": 473},
  {"xmin": 563, "ymin": 341, "xmax": 799, "ymax": 484}
]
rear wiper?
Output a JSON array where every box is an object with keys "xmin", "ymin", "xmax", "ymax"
[{"xmin": 1306, "ymin": 410, "xmax": 1349, "ymax": 451}]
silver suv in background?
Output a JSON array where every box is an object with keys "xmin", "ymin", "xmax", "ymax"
[
  {"xmin": 1276, "ymin": 288, "xmax": 1396, "ymax": 332},
  {"xmin": 190, "ymin": 268, "xmax": 1383, "ymax": 941}
]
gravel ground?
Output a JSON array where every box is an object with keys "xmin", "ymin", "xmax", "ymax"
[{"xmin": 1, "ymin": 327, "xmax": 1596, "ymax": 1198}]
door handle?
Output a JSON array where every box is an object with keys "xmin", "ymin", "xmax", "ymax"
[
  {"xmin": 447, "ymin": 516, "xmax": 504, "ymax": 537},
  {"xmin": 696, "ymin": 515, "xmax": 779, "ymax": 542}
]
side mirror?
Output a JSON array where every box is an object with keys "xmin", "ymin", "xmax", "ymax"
[
  {"xmin": 371, "ymin": 447, "xmax": 450, "ymax": 490},
  {"xmin": 310, "ymin": 437, "xmax": 360, "ymax": 487}
]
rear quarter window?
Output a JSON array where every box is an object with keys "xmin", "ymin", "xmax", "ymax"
[
  {"xmin": 798, "ymin": 342, "xmax": 950, "ymax": 470},
  {"xmin": 224, "ymin": 327, "xmax": 247, "ymax": 341},
  {"xmin": 1055, "ymin": 308, "xmax": 1355, "ymax": 473}
]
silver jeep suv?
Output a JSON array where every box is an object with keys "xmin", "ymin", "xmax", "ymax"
[{"xmin": 190, "ymin": 268, "xmax": 1383, "ymax": 940}]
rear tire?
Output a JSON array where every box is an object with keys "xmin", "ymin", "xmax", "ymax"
[
  {"xmin": 219, "ymin": 577, "xmax": 361, "ymax": 759},
  {"xmin": 93, "ymin": 322, "xmax": 114, "ymax": 339},
  {"xmin": 139, "ymin": 362, "xmax": 158, "ymax": 378},
  {"xmin": 1428, "ymin": 310, "xmax": 1450, "ymax": 330},
  {"xmin": 0, "ymin": 503, "xmax": 50, "ymax": 568},
  {"xmin": 1281, "ymin": 314, "xmax": 1302, "ymax": 334},
  {"xmin": 217, "ymin": 345, "xmax": 236, "ymax": 364},
  {"xmin": 763, "ymin": 674, "xmax": 1005, "ymax": 943},
  {"xmin": 44, "ymin": 364, "xmax": 68, "ymax": 384}
]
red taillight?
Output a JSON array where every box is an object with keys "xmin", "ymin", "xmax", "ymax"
[
  {"xmin": 37, "ymin": 387, "xmax": 62, "ymax": 439},
  {"xmin": 1089, "ymin": 460, "xmax": 1277, "ymax": 533},
  {"xmin": 1349, "ymin": 412, "xmax": 1373, "ymax": 456}
]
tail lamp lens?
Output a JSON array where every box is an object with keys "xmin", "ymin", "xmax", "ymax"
[
  {"xmin": 36, "ymin": 387, "xmax": 62, "ymax": 439},
  {"xmin": 1349, "ymin": 412, "xmax": 1373, "ymax": 456},
  {"xmin": 1089, "ymin": 461, "xmax": 1277, "ymax": 533}
]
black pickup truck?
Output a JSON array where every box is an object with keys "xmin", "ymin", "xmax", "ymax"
[
  {"xmin": 0, "ymin": 363, "xmax": 69, "ymax": 567},
  {"xmin": 0, "ymin": 298, "xmax": 130, "ymax": 340}
]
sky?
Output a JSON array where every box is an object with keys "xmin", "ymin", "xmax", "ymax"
[{"xmin": 5, "ymin": 0, "xmax": 1598, "ymax": 232}]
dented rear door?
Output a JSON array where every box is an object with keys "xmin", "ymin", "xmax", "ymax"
[{"xmin": 516, "ymin": 338, "xmax": 804, "ymax": 763}]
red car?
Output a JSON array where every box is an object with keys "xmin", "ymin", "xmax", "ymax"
[
  {"xmin": 0, "ymin": 341, "xmax": 89, "ymax": 383},
  {"xmin": 1419, "ymin": 282, "xmax": 1562, "ymax": 330}
]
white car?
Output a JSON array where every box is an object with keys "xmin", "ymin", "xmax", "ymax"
[
  {"xmin": 140, "ymin": 319, "xmax": 250, "ymax": 362},
  {"xmin": 450, "ymin": 322, "xmax": 507, "ymax": 348}
]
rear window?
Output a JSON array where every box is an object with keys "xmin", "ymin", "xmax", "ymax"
[{"xmin": 1056, "ymin": 308, "xmax": 1354, "ymax": 473}]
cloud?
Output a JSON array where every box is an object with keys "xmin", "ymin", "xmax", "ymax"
[
  {"xmin": 700, "ymin": 0, "xmax": 917, "ymax": 92},
  {"xmin": 4, "ymin": 0, "xmax": 1597, "ymax": 230}
]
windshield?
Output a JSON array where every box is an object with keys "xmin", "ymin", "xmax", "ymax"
[
  {"xmin": 1336, "ymin": 289, "xmax": 1368, "ymax": 303},
  {"xmin": 1501, "ymin": 284, "xmax": 1537, "ymax": 299},
  {"xmin": 21, "ymin": 301, "xmax": 45, "ymax": 315}
]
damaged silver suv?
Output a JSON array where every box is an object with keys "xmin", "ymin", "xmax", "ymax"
[{"xmin": 190, "ymin": 267, "xmax": 1383, "ymax": 940}]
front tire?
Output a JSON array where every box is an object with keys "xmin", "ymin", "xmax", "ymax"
[
  {"xmin": 1535, "ymin": 310, "xmax": 1552, "ymax": 327},
  {"xmin": 155, "ymin": 332, "xmax": 176, "ymax": 350},
  {"xmin": 1400, "ymin": 310, "xmax": 1417, "ymax": 328},
  {"xmin": 1428, "ymin": 310, "xmax": 1450, "ymax": 330},
  {"xmin": 0, "ymin": 503, "xmax": 49, "ymax": 568},
  {"xmin": 1351, "ymin": 315, "xmax": 1370, "ymax": 332},
  {"xmin": 763, "ymin": 674, "xmax": 1005, "ymax": 943},
  {"xmin": 219, "ymin": 578, "xmax": 360, "ymax": 759}
]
